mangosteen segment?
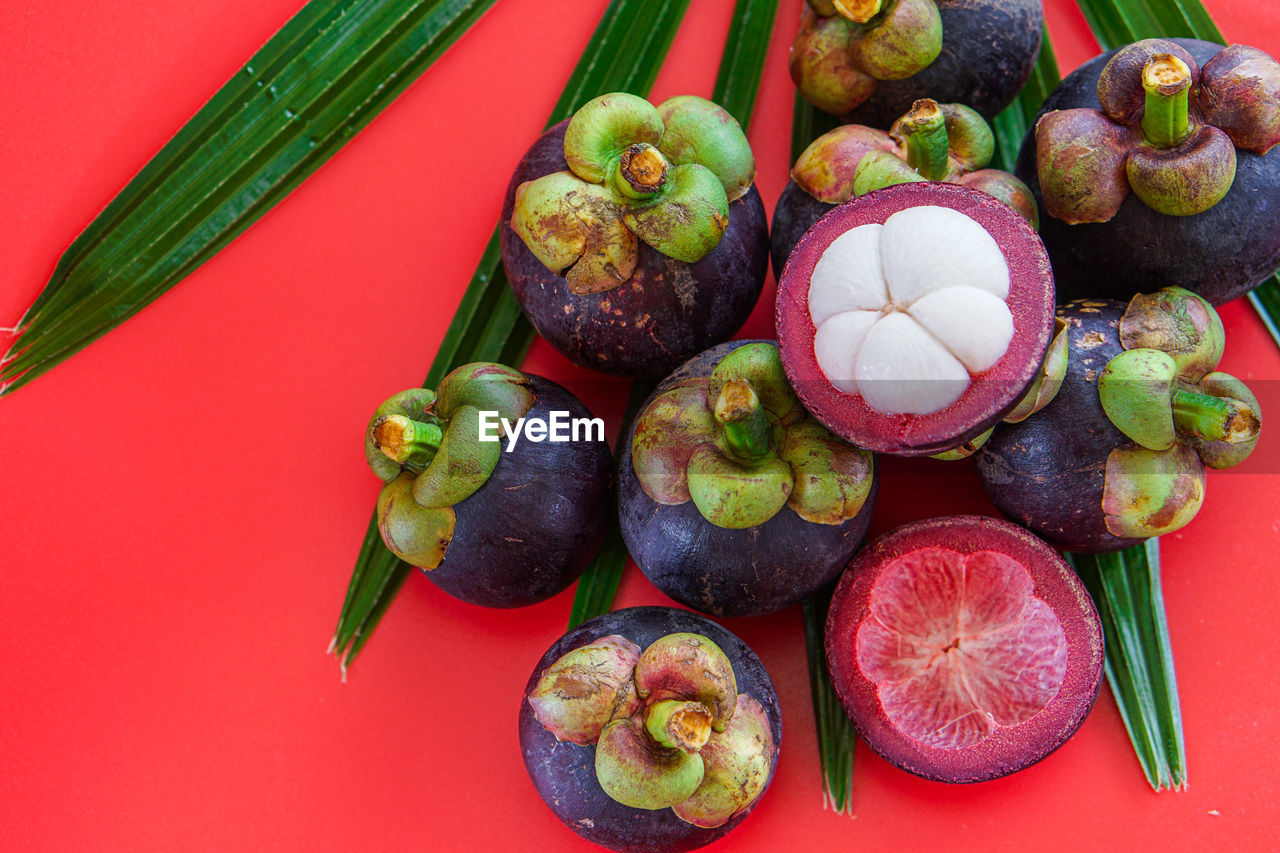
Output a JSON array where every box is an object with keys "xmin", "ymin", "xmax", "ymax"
[
  {"xmin": 826, "ymin": 516, "xmax": 1104, "ymax": 782},
  {"xmin": 854, "ymin": 547, "xmax": 1068, "ymax": 749},
  {"xmin": 630, "ymin": 342, "xmax": 873, "ymax": 528},
  {"xmin": 509, "ymin": 93, "xmax": 754, "ymax": 293},
  {"xmin": 807, "ymin": 206, "xmax": 1014, "ymax": 416},
  {"xmin": 1036, "ymin": 39, "xmax": 1280, "ymax": 223},
  {"xmin": 527, "ymin": 635, "xmax": 643, "ymax": 746},
  {"xmin": 671, "ymin": 695, "xmax": 775, "ymax": 829},
  {"xmin": 1102, "ymin": 443, "xmax": 1206, "ymax": 539}
]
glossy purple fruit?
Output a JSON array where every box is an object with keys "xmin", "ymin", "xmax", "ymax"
[
  {"xmin": 520, "ymin": 606, "xmax": 782, "ymax": 853},
  {"xmin": 618, "ymin": 340, "xmax": 877, "ymax": 617},
  {"xmin": 826, "ymin": 515, "xmax": 1104, "ymax": 783}
]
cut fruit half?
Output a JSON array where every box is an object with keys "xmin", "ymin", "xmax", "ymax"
[
  {"xmin": 777, "ymin": 183, "xmax": 1054, "ymax": 455},
  {"xmin": 825, "ymin": 515, "xmax": 1104, "ymax": 783}
]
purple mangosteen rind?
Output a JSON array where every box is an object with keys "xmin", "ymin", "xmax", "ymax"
[
  {"xmin": 371, "ymin": 369, "xmax": 613, "ymax": 607},
  {"xmin": 519, "ymin": 607, "xmax": 782, "ymax": 853},
  {"xmin": 824, "ymin": 515, "xmax": 1105, "ymax": 783},
  {"xmin": 1016, "ymin": 38, "xmax": 1280, "ymax": 305},
  {"xmin": 792, "ymin": 0, "xmax": 1043, "ymax": 127},
  {"xmin": 775, "ymin": 182, "xmax": 1056, "ymax": 456},
  {"xmin": 501, "ymin": 114, "xmax": 769, "ymax": 379},
  {"xmin": 618, "ymin": 340, "xmax": 879, "ymax": 617}
]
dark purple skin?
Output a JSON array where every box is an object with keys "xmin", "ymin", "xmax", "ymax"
[
  {"xmin": 1016, "ymin": 39, "xmax": 1280, "ymax": 305},
  {"xmin": 618, "ymin": 340, "xmax": 878, "ymax": 617},
  {"xmin": 842, "ymin": 0, "xmax": 1043, "ymax": 128},
  {"xmin": 425, "ymin": 375, "xmax": 613, "ymax": 607},
  {"xmin": 519, "ymin": 606, "xmax": 782, "ymax": 853},
  {"xmin": 500, "ymin": 121, "xmax": 770, "ymax": 379},
  {"xmin": 769, "ymin": 180, "xmax": 835, "ymax": 280},
  {"xmin": 975, "ymin": 300, "xmax": 1145, "ymax": 553}
]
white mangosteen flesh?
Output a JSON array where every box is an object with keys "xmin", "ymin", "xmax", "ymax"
[{"xmin": 808, "ymin": 206, "xmax": 1013, "ymax": 415}]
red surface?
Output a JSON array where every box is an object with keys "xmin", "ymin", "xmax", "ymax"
[{"xmin": 1, "ymin": 1, "xmax": 1278, "ymax": 849}]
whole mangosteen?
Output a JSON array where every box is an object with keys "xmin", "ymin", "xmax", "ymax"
[
  {"xmin": 365, "ymin": 363, "xmax": 612, "ymax": 606},
  {"xmin": 520, "ymin": 606, "xmax": 781, "ymax": 853},
  {"xmin": 617, "ymin": 340, "xmax": 877, "ymax": 617},
  {"xmin": 776, "ymin": 181, "xmax": 1056, "ymax": 456},
  {"xmin": 500, "ymin": 93, "xmax": 769, "ymax": 378},
  {"xmin": 1018, "ymin": 38, "xmax": 1280, "ymax": 305},
  {"xmin": 825, "ymin": 515, "xmax": 1105, "ymax": 783},
  {"xmin": 790, "ymin": 0, "xmax": 1043, "ymax": 128},
  {"xmin": 976, "ymin": 288, "xmax": 1263, "ymax": 553},
  {"xmin": 772, "ymin": 97, "xmax": 1039, "ymax": 277}
]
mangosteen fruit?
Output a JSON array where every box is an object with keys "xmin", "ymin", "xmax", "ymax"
[
  {"xmin": 500, "ymin": 93, "xmax": 769, "ymax": 378},
  {"xmin": 772, "ymin": 97, "xmax": 1038, "ymax": 277},
  {"xmin": 618, "ymin": 340, "xmax": 877, "ymax": 617},
  {"xmin": 825, "ymin": 515, "xmax": 1104, "ymax": 783},
  {"xmin": 790, "ymin": 0, "xmax": 1043, "ymax": 128},
  {"xmin": 1019, "ymin": 38, "xmax": 1280, "ymax": 305},
  {"xmin": 976, "ymin": 288, "xmax": 1262, "ymax": 553},
  {"xmin": 776, "ymin": 181, "xmax": 1055, "ymax": 456},
  {"xmin": 520, "ymin": 606, "xmax": 781, "ymax": 853},
  {"xmin": 364, "ymin": 362, "xmax": 612, "ymax": 607}
]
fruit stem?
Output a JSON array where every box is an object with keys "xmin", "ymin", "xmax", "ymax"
[
  {"xmin": 1171, "ymin": 388, "xmax": 1260, "ymax": 443},
  {"xmin": 714, "ymin": 379, "xmax": 774, "ymax": 463},
  {"xmin": 613, "ymin": 143, "xmax": 670, "ymax": 200},
  {"xmin": 899, "ymin": 99, "xmax": 950, "ymax": 181},
  {"xmin": 1140, "ymin": 54, "xmax": 1193, "ymax": 149},
  {"xmin": 644, "ymin": 699, "xmax": 713, "ymax": 753},
  {"xmin": 371, "ymin": 414, "xmax": 443, "ymax": 466},
  {"xmin": 832, "ymin": 0, "xmax": 882, "ymax": 24}
]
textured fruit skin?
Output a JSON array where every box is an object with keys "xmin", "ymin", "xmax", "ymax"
[
  {"xmin": 825, "ymin": 515, "xmax": 1104, "ymax": 783},
  {"xmin": 775, "ymin": 182, "xmax": 1055, "ymax": 456},
  {"xmin": 838, "ymin": 0, "xmax": 1042, "ymax": 128},
  {"xmin": 426, "ymin": 375, "xmax": 612, "ymax": 606},
  {"xmin": 1016, "ymin": 39, "xmax": 1280, "ymax": 305},
  {"xmin": 976, "ymin": 300, "xmax": 1146, "ymax": 553},
  {"xmin": 500, "ymin": 121, "xmax": 770, "ymax": 378},
  {"xmin": 519, "ymin": 607, "xmax": 782, "ymax": 853},
  {"xmin": 618, "ymin": 340, "xmax": 878, "ymax": 617}
]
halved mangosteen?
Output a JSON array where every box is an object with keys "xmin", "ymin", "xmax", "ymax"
[
  {"xmin": 1018, "ymin": 38, "xmax": 1280, "ymax": 305},
  {"xmin": 825, "ymin": 515, "xmax": 1104, "ymax": 783},
  {"xmin": 365, "ymin": 363, "xmax": 613, "ymax": 607},
  {"xmin": 617, "ymin": 340, "xmax": 877, "ymax": 617},
  {"xmin": 790, "ymin": 0, "xmax": 1043, "ymax": 128},
  {"xmin": 520, "ymin": 606, "xmax": 781, "ymax": 853},
  {"xmin": 500, "ymin": 93, "xmax": 769, "ymax": 378},
  {"xmin": 776, "ymin": 182, "xmax": 1055, "ymax": 456},
  {"xmin": 976, "ymin": 289, "xmax": 1262, "ymax": 552}
]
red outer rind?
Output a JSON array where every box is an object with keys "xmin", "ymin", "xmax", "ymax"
[
  {"xmin": 776, "ymin": 183, "xmax": 1055, "ymax": 456},
  {"xmin": 825, "ymin": 515, "xmax": 1104, "ymax": 783}
]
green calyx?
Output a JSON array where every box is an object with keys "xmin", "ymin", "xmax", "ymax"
[
  {"xmin": 511, "ymin": 93, "xmax": 753, "ymax": 293},
  {"xmin": 897, "ymin": 98, "xmax": 949, "ymax": 180},
  {"xmin": 1037, "ymin": 39, "xmax": 1277, "ymax": 221},
  {"xmin": 365, "ymin": 363, "xmax": 534, "ymax": 568},
  {"xmin": 532, "ymin": 631, "xmax": 773, "ymax": 827},
  {"xmin": 631, "ymin": 343, "xmax": 874, "ymax": 529}
]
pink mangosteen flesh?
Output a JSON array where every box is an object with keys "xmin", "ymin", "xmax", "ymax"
[
  {"xmin": 825, "ymin": 515, "xmax": 1104, "ymax": 783},
  {"xmin": 776, "ymin": 182, "xmax": 1055, "ymax": 456}
]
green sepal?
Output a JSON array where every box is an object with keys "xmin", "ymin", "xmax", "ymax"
[
  {"xmin": 1119, "ymin": 287, "xmax": 1224, "ymax": 381},
  {"xmin": 940, "ymin": 103, "xmax": 996, "ymax": 171},
  {"xmin": 595, "ymin": 716, "xmax": 705, "ymax": 810},
  {"xmin": 1099, "ymin": 348, "xmax": 1179, "ymax": 451},
  {"xmin": 564, "ymin": 92, "xmax": 664, "ymax": 184},
  {"xmin": 1125, "ymin": 126, "xmax": 1237, "ymax": 217},
  {"xmin": 635, "ymin": 633, "xmax": 739, "ymax": 731},
  {"xmin": 687, "ymin": 445, "xmax": 793, "ymax": 530},
  {"xmin": 929, "ymin": 426, "xmax": 995, "ymax": 461},
  {"xmin": 657, "ymin": 96, "xmax": 756, "ymax": 202},
  {"xmin": 1102, "ymin": 443, "xmax": 1205, "ymax": 539},
  {"xmin": 707, "ymin": 342, "xmax": 800, "ymax": 423},
  {"xmin": 622, "ymin": 164, "xmax": 729, "ymax": 263},
  {"xmin": 527, "ymin": 634, "xmax": 642, "ymax": 746},
  {"xmin": 435, "ymin": 362, "xmax": 534, "ymax": 423},
  {"xmin": 672, "ymin": 694, "xmax": 774, "ymax": 829},
  {"xmin": 632, "ymin": 381, "xmax": 717, "ymax": 505},
  {"xmin": 849, "ymin": 0, "xmax": 941, "ymax": 81},
  {"xmin": 364, "ymin": 388, "xmax": 438, "ymax": 482},
  {"xmin": 853, "ymin": 149, "xmax": 927, "ymax": 195},
  {"xmin": 1004, "ymin": 317, "xmax": 1069, "ymax": 423},
  {"xmin": 376, "ymin": 473, "xmax": 455, "ymax": 570},
  {"xmin": 412, "ymin": 404, "xmax": 502, "ymax": 508},
  {"xmin": 779, "ymin": 419, "xmax": 873, "ymax": 523}
]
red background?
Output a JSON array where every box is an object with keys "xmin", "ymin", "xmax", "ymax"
[{"xmin": 2, "ymin": 1, "xmax": 1278, "ymax": 849}]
